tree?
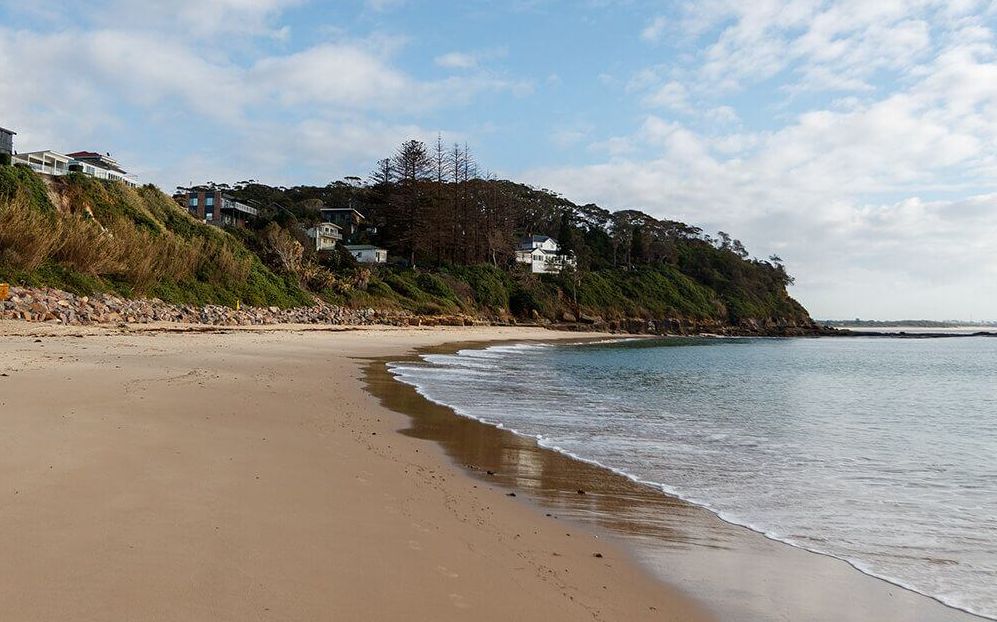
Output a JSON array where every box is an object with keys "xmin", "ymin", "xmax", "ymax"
[
  {"xmin": 390, "ymin": 140, "xmax": 432, "ymax": 266},
  {"xmin": 630, "ymin": 225, "xmax": 645, "ymax": 265},
  {"xmin": 369, "ymin": 158, "xmax": 392, "ymax": 187},
  {"xmin": 261, "ymin": 222, "xmax": 304, "ymax": 276},
  {"xmin": 557, "ymin": 211, "xmax": 574, "ymax": 255}
]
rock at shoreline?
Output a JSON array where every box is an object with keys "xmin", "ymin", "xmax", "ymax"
[
  {"xmin": 0, "ymin": 285, "xmax": 823, "ymax": 336},
  {"xmin": 0, "ymin": 286, "xmax": 422, "ymax": 328}
]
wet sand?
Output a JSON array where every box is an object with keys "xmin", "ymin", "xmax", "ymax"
[
  {"xmin": 0, "ymin": 323, "xmax": 709, "ymax": 621},
  {"xmin": 368, "ymin": 339, "xmax": 988, "ymax": 622}
]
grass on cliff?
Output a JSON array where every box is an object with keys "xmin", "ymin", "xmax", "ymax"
[
  {"xmin": 0, "ymin": 167, "xmax": 311, "ymax": 308},
  {"xmin": 316, "ymin": 262, "xmax": 729, "ymax": 322}
]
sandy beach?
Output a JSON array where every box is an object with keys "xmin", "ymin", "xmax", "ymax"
[{"xmin": 0, "ymin": 322, "xmax": 709, "ymax": 621}]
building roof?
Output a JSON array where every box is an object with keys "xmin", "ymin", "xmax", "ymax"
[
  {"xmin": 517, "ymin": 234, "xmax": 559, "ymax": 251},
  {"xmin": 15, "ymin": 150, "xmax": 72, "ymax": 161},
  {"xmin": 66, "ymin": 151, "xmax": 104, "ymax": 159},
  {"xmin": 308, "ymin": 223, "xmax": 342, "ymax": 234},
  {"xmin": 320, "ymin": 207, "xmax": 366, "ymax": 220},
  {"xmin": 0, "ymin": 127, "xmax": 15, "ymax": 135},
  {"xmin": 526, "ymin": 234, "xmax": 554, "ymax": 243}
]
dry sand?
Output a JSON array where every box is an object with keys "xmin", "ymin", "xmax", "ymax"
[{"xmin": 0, "ymin": 323, "xmax": 710, "ymax": 621}]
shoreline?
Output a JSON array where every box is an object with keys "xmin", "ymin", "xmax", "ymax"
[
  {"xmin": 1, "ymin": 320, "xmax": 988, "ymax": 621},
  {"xmin": 374, "ymin": 336, "xmax": 990, "ymax": 622},
  {"xmin": 0, "ymin": 322, "xmax": 710, "ymax": 621}
]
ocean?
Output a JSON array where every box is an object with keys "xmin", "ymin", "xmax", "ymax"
[{"xmin": 389, "ymin": 336, "xmax": 997, "ymax": 619}]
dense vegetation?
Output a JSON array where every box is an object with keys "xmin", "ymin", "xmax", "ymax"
[
  {"xmin": 0, "ymin": 138, "xmax": 813, "ymax": 328},
  {"xmin": 0, "ymin": 166, "xmax": 309, "ymax": 307},
  {"xmin": 209, "ymin": 139, "xmax": 811, "ymax": 325}
]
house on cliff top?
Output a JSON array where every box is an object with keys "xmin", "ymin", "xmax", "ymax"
[
  {"xmin": 65, "ymin": 151, "xmax": 138, "ymax": 186},
  {"xmin": 515, "ymin": 235, "xmax": 576, "ymax": 274},
  {"xmin": 0, "ymin": 127, "xmax": 14, "ymax": 163},
  {"xmin": 5, "ymin": 146, "xmax": 139, "ymax": 186},
  {"xmin": 179, "ymin": 186, "xmax": 259, "ymax": 227},
  {"xmin": 306, "ymin": 222, "xmax": 343, "ymax": 251}
]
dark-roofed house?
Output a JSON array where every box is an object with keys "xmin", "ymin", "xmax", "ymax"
[
  {"xmin": 320, "ymin": 208, "xmax": 366, "ymax": 239},
  {"xmin": 0, "ymin": 127, "xmax": 14, "ymax": 164},
  {"xmin": 180, "ymin": 186, "xmax": 259, "ymax": 227}
]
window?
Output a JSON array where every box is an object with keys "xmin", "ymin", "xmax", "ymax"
[
  {"xmin": 205, "ymin": 196, "xmax": 214, "ymax": 207},
  {"xmin": 205, "ymin": 211, "xmax": 213, "ymax": 221},
  {"xmin": 189, "ymin": 197, "xmax": 198, "ymax": 207}
]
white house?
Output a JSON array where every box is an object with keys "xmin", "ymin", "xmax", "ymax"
[
  {"xmin": 345, "ymin": 245, "xmax": 388, "ymax": 264},
  {"xmin": 305, "ymin": 222, "xmax": 343, "ymax": 251},
  {"xmin": 11, "ymin": 148, "xmax": 139, "ymax": 186},
  {"xmin": 515, "ymin": 235, "xmax": 576, "ymax": 274},
  {"xmin": 11, "ymin": 150, "xmax": 72, "ymax": 176},
  {"xmin": 66, "ymin": 151, "xmax": 139, "ymax": 187}
]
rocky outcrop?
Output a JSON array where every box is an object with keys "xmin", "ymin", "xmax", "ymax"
[{"xmin": 550, "ymin": 314, "xmax": 827, "ymax": 337}]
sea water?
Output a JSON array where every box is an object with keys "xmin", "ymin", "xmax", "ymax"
[{"xmin": 389, "ymin": 336, "xmax": 997, "ymax": 619}]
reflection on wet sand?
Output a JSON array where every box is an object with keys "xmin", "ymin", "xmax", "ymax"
[{"xmin": 365, "ymin": 342, "xmax": 986, "ymax": 622}]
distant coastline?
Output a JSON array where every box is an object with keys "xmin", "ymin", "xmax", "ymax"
[{"xmin": 820, "ymin": 319, "xmax": 997, "ymax": 329}]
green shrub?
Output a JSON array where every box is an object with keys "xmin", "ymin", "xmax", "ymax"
[{"xmin": 415, "ymin": 272, "xmax": 456, "ymax": 300}]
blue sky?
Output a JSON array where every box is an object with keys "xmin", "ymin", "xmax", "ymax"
[{"xmin": 2, "ymin": 0, "xmax": 997, "ymax": 320}]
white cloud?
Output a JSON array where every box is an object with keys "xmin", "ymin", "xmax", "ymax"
[
  {"xmin": 435, "ymin": 51, "xmax": 478, "ymax": 69},
  {"xmin": 641, "ymin": 15, "xmax": 668, "ymax": 42},
  {"xmin": 667, "ymin": 0, "xmax": 973, "ymax": 94},
  {"xmin": 252, "ymin": 43, "xmax": 413, "ymax": 109},
  {"xmin": 100, "ymin": 0, "xmax": 304, "ymax": 38},
  {"xmin": 643, "ymin": 81, "xmax": 691, "ymax": 112}
]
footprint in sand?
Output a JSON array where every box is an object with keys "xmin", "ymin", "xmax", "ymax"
[{"xmin": 436, "ymin": 566, "xmax": 459, "ymax": 579}]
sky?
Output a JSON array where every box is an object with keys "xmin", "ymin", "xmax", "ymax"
[{"xmin": 1, "ymin": 0, "xmax": 996, "ymax": 320}]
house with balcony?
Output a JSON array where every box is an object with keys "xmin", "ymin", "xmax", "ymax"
[
  {"xmin": 12, "ymin": 150, "xmax": 72, "ymax": 176},
  {"xmin": 305, "ymin": 222, "xmax": 343, "ymax": 251},
  {"xmin": 515, "ymin": 235, "xmax": 576, "ymax": 274},
  {"xmin": 181, "ymin": 186, "xmax": 259, "ymax": 227},
  {"xmin": 66, "ymin": 151, "xmax": 139, "ymax": 187}
]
